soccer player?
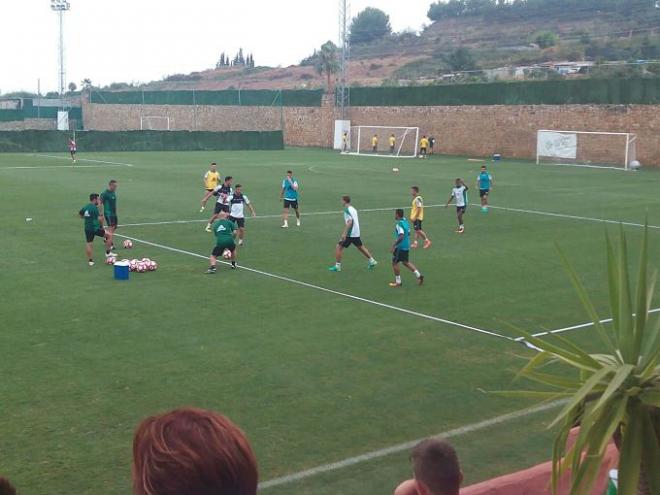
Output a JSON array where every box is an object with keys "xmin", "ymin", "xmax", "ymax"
[
  {"xmin": 68, "ymin": 138, "xmax": 77, "ymax": 163},
  {"xmin": 419, "ymin": 135, "xmax": 429, "ymax": 158},
  {"xmin": 371, "ymin": 134, "xmax": 378, "ymax": 153},
  {"xmin": 410, "ymin": 186, "xmax": 431, "ymax": 249},
  {"xmin": 100, "ymin": 179, "xmax": 119, "ymax": 254},
  {"xmin": 203, "ymin": 163, "xmax": 220, "ymax": 194},
  {"xmin": 206, "ymin": 210, "xmax": 237, "ymax": 274},
  {"xmin": 79, "ymin": 193, "xmax": 113, "ymax": 266},
  {"xmin": 226, "ymin": 184, "xmax": 256, "ymax": 246},
  {"xmin": 429, "ymin": 136, "xmax": 436, "ymax": 155},
  {"xmin": 445, "ymin": 178, "xmax": 468, "ymax": 233},
  {"xmin": 342, "ymin": 131, "xmax": 349, "ymax": 153},
  {"xmin": 476, "ymin": 165, "xmax": 494, "ymax": 212},
  {"xmin": 389, "ymin": 209, "xmax": 424, "ymax": 287},
  {"xmin": 329, "ymin": 196, "xmax": 377, "ymax": 272},
  {"xmin": 389, "ymin": 133, "xmax": 396, "ymax": 154},
  {"xmin": 202, "ymin": 176, "xmax": 233, "ymax": 232},
  {"xmin": 280, "ymin": 170, "xmax": 300, "ymax": 228}
]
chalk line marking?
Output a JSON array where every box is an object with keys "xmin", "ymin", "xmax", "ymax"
[
  {"xmin": 112, "ymin": 232, "xmax": 513, "ymax": 342},
  {"xmin": 118, "ymin": 203, "xmax": 660, "ymax": 231},
  {"xmin": 258, "ymin": 400, "xmax": 564, "ymax": 490},
  {"xmin": 516, "ymin": 307, "xmax": 660, "ymax": 341},
  {"xmin": 1, "ymin": 165, "xmax": 128, "ymax": 170},
  {"xmin": 34, "ymin": 154, "xmax": 135, "ymax": 167}
]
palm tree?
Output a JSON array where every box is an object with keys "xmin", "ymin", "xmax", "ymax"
[
  {"xmin": 315, "ymin": 41, "xmax": 339, "ymax": 91},
  {"xmin": 510, "ymin": 224, "xmax": 660, "ymax": 495}
]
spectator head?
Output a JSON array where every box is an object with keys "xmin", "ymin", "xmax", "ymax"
[
  {"xmin": 132, "ymin": 407, "xmax": 258, "ymax": 495},
  {"xmin": 0, "ymin": 478, "xmax": 16, "ymax": 495},
  {"xmin": 410, "ymin": 439, "xmax": 462, "ymax": 495}
]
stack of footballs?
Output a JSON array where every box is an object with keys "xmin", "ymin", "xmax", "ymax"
[{"xmin": 105, "ymin": 239, "xmax": 158, "ymax": 273}]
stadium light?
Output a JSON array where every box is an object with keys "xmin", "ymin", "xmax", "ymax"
[{"xmin": 50, "ymin": 0, "xmax": 71, "ymax": 101}]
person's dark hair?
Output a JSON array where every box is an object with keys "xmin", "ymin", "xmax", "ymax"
[
  {"xmin": 411, "ymin": 186, "xmax": 419, "ymax": 193},
  {"xmin": 109, "ymin": 179, "xmax": 117, "ymax": 186},
  {"xmin": 0, "ymin": 477, "xmax": 17, "ymax": 495},
  {"xmin": 287, "ymin": 170, "xmax": 292, "ymax": 174},
  {"xmin": 225, "ymin": 176, "xmax": 233, "ymax": 182},
  {"xmin": 395, "ymin": 208, "xmax": 404, "ymax": 218},
  {"xmin": 342, "ymin": 195, "xmax": 351, "ymax": 204},
  {"xmin": 236, "ymin": 184, "xmax": 242, "ymax": 189},
  {"xmin": 89, "ymin": 193, "xmax": 99, "ymax": 201},
  {"xmin": 211, "ymin": 162, "xmax": 217, "ymax": 166},
  {"xmin": 411, "ymin": 439, "xmax": 461, "ymax": 495},
  {"xmin": 132, "ymin": 408, "xmax": 258, "ymax": 495}
]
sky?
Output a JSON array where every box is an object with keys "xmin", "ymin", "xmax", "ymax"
[{"xmin": 1, "ymin": 0, "xmax": 433, "ymax": 94}]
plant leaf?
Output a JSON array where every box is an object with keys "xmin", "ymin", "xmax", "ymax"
[
  {"xmin": 548, "ymin": 367, "xmax": 612, "ymax": 429},
  {"xmin": 518, "ymin": 370, "xmax": 584, "ymax": 390},
  {"xmin": 639, "ymin": 389, "xmax": 660, "ymax": 407},
  {"xmin": 633, "ymin": 222, "xmax": 649, "ymax": 358},
  {"xmin": 606, "ymin": 230, "xmax": 621, "ymax": 345},
  {"xmin": 617, "ymin": 404, "xmax": 644, "ymax": 495},
  {"xmin": 639, "ymin": 408, "xmax": 660, "ymax": 495},
  {"xmin": 617, "ymin": 225, "xmax": 635, "ymax": 364},
  {"xmin": 592, "ymin": 364, "xmax": 635, "ymax": 412}
]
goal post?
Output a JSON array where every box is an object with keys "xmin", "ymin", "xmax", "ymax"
[
  {"xmin": 536, "ymin": 130, "xmax": 637, "ymax": 170},
  {"xmin": 343, "ymin": 125, "xmax": 420, "ymax": 158},
  {"xmin": 140, "ymin": 116, "xmax": 173, "ymax": 131}
]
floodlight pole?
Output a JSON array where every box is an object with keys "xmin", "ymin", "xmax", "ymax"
[
  {"xmin": 337, "ymin": 0, "xmax": 350, "ymax": 120},
  {"xmin": 50, "ymin": 0, "xmax": 71, "ymax": 105}
]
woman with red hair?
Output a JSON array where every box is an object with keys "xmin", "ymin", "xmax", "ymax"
[{"xmin": 132, "ymin": 408, "xmax": 258, "ymax": 495}]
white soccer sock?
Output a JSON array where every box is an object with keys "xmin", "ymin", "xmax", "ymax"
[
  {"xmin": 414, "ymin": 270, "xmax": 421, "ymax": 278},
  {"xmin": 395, "ymin": 275, "xmax": 402, "ymax": 284},
  {"xmin": 368, "ymin": 257, "xmax": 376, "ymax": 263},
  {"xmin": 336, "ymin": 262, "xmax": 341, "ymax": 268}
]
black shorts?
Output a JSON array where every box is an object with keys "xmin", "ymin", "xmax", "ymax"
[
  {"xmin": 392, "ymin": 248, "xmax": 409, "ymax": 264},
  {"xmin": 212, "ymin": 243, "xmax": 236, "ymax": 257},
  {"xmin": 229, "ymin": 216, "xmax": 245, "ymax": 228},
  {"xmin": 85, "ymin": 228, "xmax": 105, "ymax": 243},
  {"xmin": 104, "ymin": 215, "xmax": 118, "ymax": 228},
  {"xmin": 214, "ymin": 203, "xmax": 230, "ymax": 215},
  {"xmin": 339, "ymin": 237, "xmax": 363, "ymax": 248},
  {"xmin": 479, "ymin": 189, "xmax": 490, "ymax": 198},
  {"xmin": 456, "ymin": 206, "xmax": 466, "ymax": 214},
  {"xmin": 413, "ymin": 219, "xmax": 423, "ymax": 231},
  {"xmin": 283, "ymin": 199, "xmax": 299, "ymax": 209},
  {"xmin": 419, "ymin": 147, "xmax": 427, "ymax": 155}
]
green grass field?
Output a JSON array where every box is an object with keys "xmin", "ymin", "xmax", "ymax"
[{"xmin": 1, "ymin": 148, "xmax": 659, "ymax": 495}]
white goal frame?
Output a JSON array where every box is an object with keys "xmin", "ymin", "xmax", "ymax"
[
  {"xmin": 140, "ymin": 115, "xmax": 173, "ymax": 131},
  {"xmin": 343, "ymin": 125, "xmax": 420, "ymax": 158},
  {"xmin": 536, "ymin": 129, "xmax": 637, "ymax": 170}
]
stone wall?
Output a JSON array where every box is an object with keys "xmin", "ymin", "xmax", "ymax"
[
  {"xmin": 0, "ymin": 119, "xmax": 56, "ymax": 131},
  {"xmin": 82, "ymin": 96, "xmax": 660, "ymax": 165}
]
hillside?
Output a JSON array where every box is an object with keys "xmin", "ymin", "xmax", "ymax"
[{"xmin": 137, "ymin": 3, "xmax": 660, "ymax": 91}]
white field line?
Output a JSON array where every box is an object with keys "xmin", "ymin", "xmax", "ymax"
[
  {"xmin": 118, "ymin": 203, "xmax": 660, "ymax": 230},
  {"xmin": 1, "ymin": 164, "xmax": 127, "ymax": 170},
  {"xmin": 113, "ymin": 232, "xmax": 514, "ymax": 342},
  {"xmin": 516, "ymin": 307, "xmax": 660, "ymax": 341},
  {"xmin": 34, "ymin": 153, "xmax": 135, "ymax": 167},
  {"xmin": 258, "ymin": 400, "xmax": 565, "ymax": 490}
]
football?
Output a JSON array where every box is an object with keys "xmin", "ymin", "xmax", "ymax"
[
  {"xmin": 105, "ymin": 257, "xmax": 116, "ymax": 265},
  {"xmin": 630, "ymin": 160, "xmax": 641, "ymax": 170},
  {"xmin": 148, "ymin": 261, "xmax": 157, "ymax": 271},
  {"xmin": 392, "ymin": 167, "xmax": 400, "ymax": 173},
  {"xmin": 123, "ymin": 239, "xmax": 133, "ymax": 249},
  {"xmin": 222, "ymin": 249, "xmax": 232, "ymax": 259},
  {"xmin": 136, "ymin": 263, "xmax": 147, "ymax": 273}
]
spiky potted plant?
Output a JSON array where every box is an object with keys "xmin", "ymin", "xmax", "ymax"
[{"xmin": 512, "ymin": 225, "xmax": 660, "ymax": 495}]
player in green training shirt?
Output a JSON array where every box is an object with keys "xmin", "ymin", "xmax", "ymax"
[
  {"xmin": 78, "ymin": 193, "xmax": 114, "ymax": 266},
  {"xmin": 389, "ymin": 209, "xmax": 424, "ymax": 287},
  {"xmin": 206, "ymin": 210, "xmax": 238, "ymax": 274},
  {"xmin": 100, "ymin": 179, "xmax": 119, "ymax": 254}
]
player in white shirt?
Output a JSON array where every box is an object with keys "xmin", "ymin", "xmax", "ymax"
[
  {"xmin": 226, "ymin": 184, "xmax": 256, "ymax": 246},
  {"xmin": 445, "ymin": 178, "xmax": 468, "ymax": 233},
  {"xmin": 329, "ymin": 196, "xmax": 378, "ymax": 272}
]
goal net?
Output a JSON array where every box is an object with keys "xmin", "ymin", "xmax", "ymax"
[
  {"xmin": 343, "ymin": 126, "xmax": 419, "ymax": 158},
  {"xmin": 536, "ymin": 130, "xmax": 637, "ymax": 170},
  {"xmin": 140, "ymin": 116, "xmax": 173, "ymax": 131}
]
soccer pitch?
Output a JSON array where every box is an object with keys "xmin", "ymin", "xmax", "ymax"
[{"xmin": 1, "ymin": 148, "xmax": 659, "ymax": 495}]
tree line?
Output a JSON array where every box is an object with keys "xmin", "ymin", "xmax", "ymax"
[
  {"xmin": 216, "ymin": 49, "xmax": 255, "ymax": 69},
  {"xmin": 427, "ymin": 0, "xmax": 660, "ymax": 21}
]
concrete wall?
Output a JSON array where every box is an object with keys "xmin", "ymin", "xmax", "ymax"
[
  {"xmin": 81, "ymin": 96, "xmax": 660, "ymax": 165},
  {"xmin": 0, "ymin": 119, "xmax": 56, "ymax": 131}
]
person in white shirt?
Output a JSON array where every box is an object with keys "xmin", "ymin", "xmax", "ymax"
[
  {"xmin": 329, "ymin": 196, "xmax": 378, "ymax": 272},
  {"xmin": 226, "ymin": 184, "xmax": 256, "ymax": 246},
  {"xmin": 445, "ymin": 178, "xmax": 468, "ymax": 234}
]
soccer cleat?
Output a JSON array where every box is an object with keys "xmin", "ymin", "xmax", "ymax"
[
  {"xmin": 388, "ymin": 282, "xmax": 402, "ymax": 288},
  {"xmin": 328, "ymin": 265, "xmax": 341, "ymax": 272},
  {"xmin": 88, "ymin": 260, "xmax": 95, "ymax": 266},
  {"xmin": 205, "ymin": 267, "xmax": 217, "ymax": 274},
  {"xmin": 423, "ymin": 239, "xmax": 432, "ymax": 249},
  {"xmin": 368, "ymin": 260, "xmax": 378, "ymax": 270},
  {"xmin": 296, "ymin": 219, "xmax": 301, "ymax": 227},
  {"xmin": 205, "ymin": 225, "xmax": 212, "ymax": 233},
  {"xmin": 481, "ymin": 206, "xmax": 488, "ymax": 213},
  {"xmin": 411, "ymin": 241, "xmax": 419, "ymax": 249},
  {"xmin": 458, "ymin": 226, "xmax": 465, "ymax": 233},
  {"xmin": 417, "ymin": 275, "xmax": 425, "ymax": 286},
  {"xmin": 281, "ymin": 223, "xmax": 288, "ymax": 228},
  {"xmin": 230, "ymin": 263, "xmax": 237, "ymax": 270}
]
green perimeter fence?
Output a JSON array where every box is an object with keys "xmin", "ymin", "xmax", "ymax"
[
  {"xmin": 89, "ymin": 89, "xmax": 324, "ymax": 106},
  {"xmin": 0, "ymin": 130, "xmax": 283, "ymax": 153}
]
